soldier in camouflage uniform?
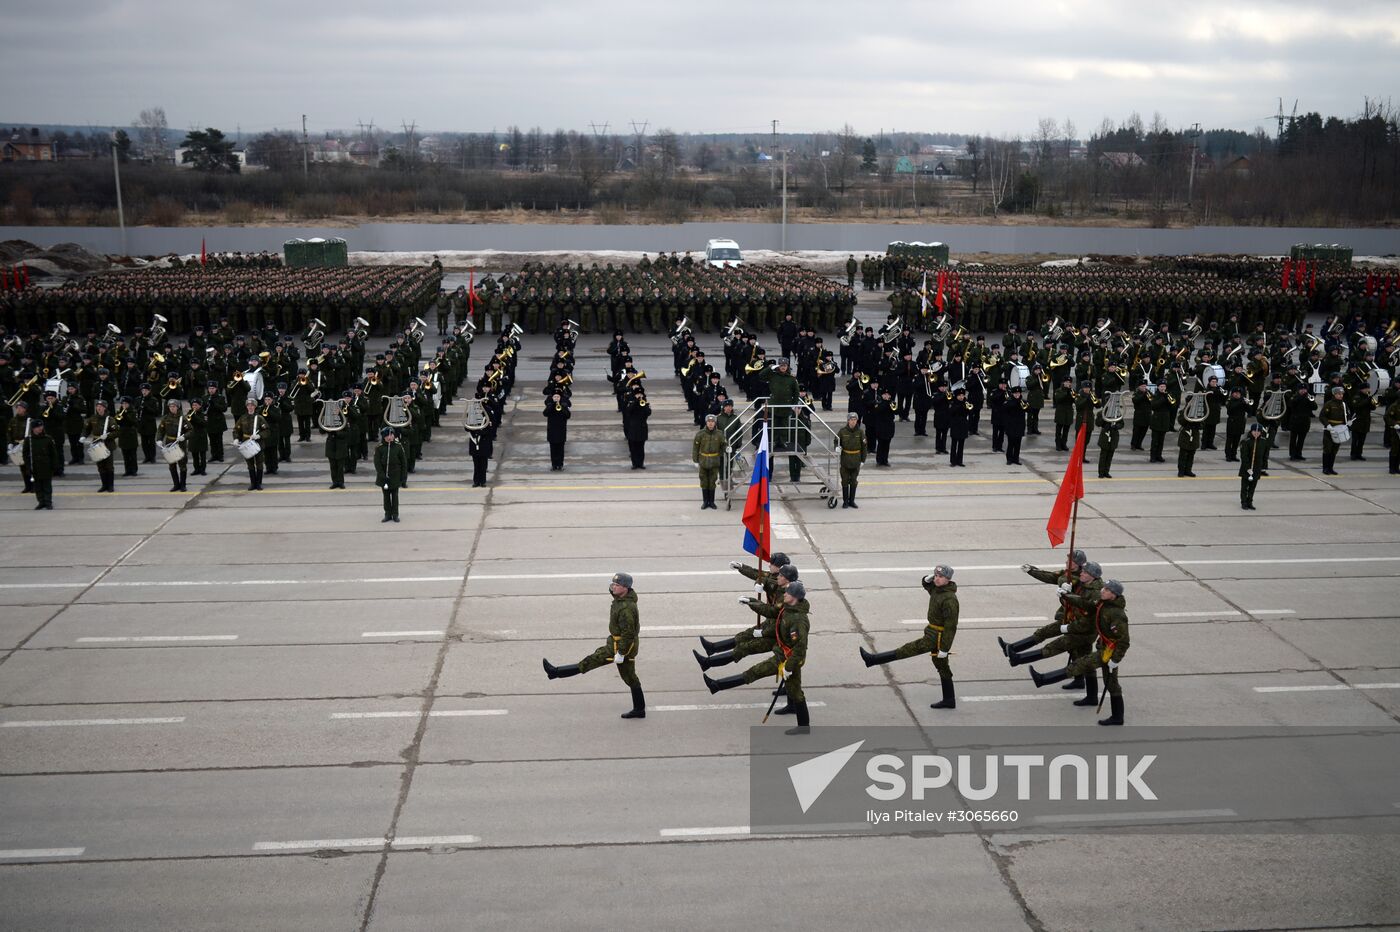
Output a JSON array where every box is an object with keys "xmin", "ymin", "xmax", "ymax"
[
  {"xmin": 543, "ymin": 571, "xmax": 646, "ymax": 720},
  {"xmin": 860, "ymin": 564, "xmax": 960, "ymax": 710}
]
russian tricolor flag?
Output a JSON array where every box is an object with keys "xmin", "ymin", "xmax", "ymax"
[{"xmin": 741, "ymin": 420, "xmax": 772, "ymax": 562}]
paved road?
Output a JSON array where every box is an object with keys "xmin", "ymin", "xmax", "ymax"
[{"xmin": 2, "ymin": 311, "xmax": 1398, "ymax": 930}]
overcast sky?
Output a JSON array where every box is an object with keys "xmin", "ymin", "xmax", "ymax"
[{"xmin": 5, "ymin": 0, "xmax": 1397, "ymax": 140}]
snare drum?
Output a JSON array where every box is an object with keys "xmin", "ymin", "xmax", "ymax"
[
  {"xmin": 87, "ymin": 441, "xmax": 112, "ymax": 463},
  {"xmin": 236, "ymin": 439, "xmax": 262, "ymax": 460}
]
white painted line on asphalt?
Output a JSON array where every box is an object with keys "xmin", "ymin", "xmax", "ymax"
[
  {"xmin": 75, "ymin": 635, "xmax": 239, "ymax": 643},
  {"xmin": 1153, "ymin": 610, "xmax": 1295, "ymax": 618},
  {"xmin": 361, "ymin": 630, "xmax": 445, "ymax": 638},
  {"xmin": 659, "ymin": 826, "xmax": 751, "ymax": 838},
  {"xmin": 329, "ymin": 710, "xmax": 509, "ymax": 719},
  {"xmin": 392, "ymin": 835, "xmax": 479, "ymax": 847},
  {"xmin": 902, "ymin": 616, "xmax": 1046, "ymax": 625},
  {"xmin": 770, "ymin": 500, "xmax": 803, "ymax": 542},
  {"xmin": 5, "ymin": 556, "xmax": 1397, "ymax": 592},
  {"xmin": 1253, "ymin": 682, "xmax": 1400, "ymax": 693},
  {"xmin": 0, "ymin": 848, "xmax": 86, "ymax": 859},
  {"xmin": 959, "ymin": 694, "xmax": 1064, "ymax": 703},
  {"xmin": 643, "ymin": 624, "xmax": 743, "ymax": 632},
  {"xmin": 1033, "ymin": 809, "xmax": 1236, "ymax": 825},
  {"xmin": 1, "ymin": 717, "xmax": 186, "ymax": 728},
  {"xmin": 652, "ymin": 702, "xmax": 828, "ymax": 712},
  {"xmin": 252, "ymin": 838, "xmax": 383, "ymax": 852}
]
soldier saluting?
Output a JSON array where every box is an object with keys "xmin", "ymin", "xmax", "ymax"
[
  {"xmin": 544, "ymin": 572, "xmax": 646, "ymax": 720},
  {"xmin": 1027, "ymin": 579, "xmax": 1132, "ymax": 726},
  {"xmin": 704, "ymin": 580, "xmax": 813, "ymax": 735}
]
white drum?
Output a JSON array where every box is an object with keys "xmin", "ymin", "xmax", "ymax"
[
  {"xmin": 44, "ymin": 376, "xmax": 67, "ymax": 397},
  {"xmin": 7, "ymin": 442, "xmax": 22, "ymax": 462},
  {"xmin": 87, "ymin": 441, "xmax": 111, "ymax": 463},
  {"xmin": 1328, "ymin": 424, "xmax": 1352, "ymax": 444},
  {"xmin": 236, "ymin": 439, "xmax": 262, "ymax": 460},
  {"xmin": 1204, "ymin": 364, "xmax": 1225, "ymax": 385},
  {"xmin": 158, "ymin": 441, "xmax": 185, "ymax": 465},
  {"xmin": 1008, "ymin": 364, "xmax": 1030, "ymax": 389},
  {"xmin": 1369, "ymin": 367, "xmax": 1391, "ymax": 395}
]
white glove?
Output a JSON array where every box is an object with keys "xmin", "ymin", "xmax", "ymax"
[
  {"xmin": 936, "ymin": 650, "xmax": 949, "ymax": 659},
  {"xmin": 753, "ymin": 627, "xmax": 763, "ymax": 637},
  {"xmin": 738, "ymin": 596, "xmax": 750, "ymax": 605},
  {"xmin": 1107, "ymin": 660, "xmax": 1119, "ymax": 671},
  {"xmin": 614, "ymin": 652, "xmax": 624, "ymax": 664},
  {"xmin": 1057, "ymin": 582, "xmax": 1072, "ymax": 595},
  {"xmin": 1247, "ymin": 472, "xmax": 1255, "ymax": 480},
  {"xmin": 754, "ymin": 583, "xmax": 764, "ymax": 595},
  {"xmin": 1059, "ymin": 624, "xmax": 1068, "ymax": 634},
  {"xmin": 1020, "ymin": 563, "xmax": 1033, "ymax": 573},
  {"xmin": 922, "ymin": 575, "xmax": 933, "ymax": 585},
  {"xmin": 729, "ymin": 561, "xmax": 743, "ymax": 570}
]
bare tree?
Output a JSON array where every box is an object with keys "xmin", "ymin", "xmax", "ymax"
[
  {"xmin": 965, "ymin": 137, "xmax": 982, "ymax": 192},
  {"xmin": 136, "ymin": 106, "xmax": 169, "ymax": 162},
  {"xmin": 653, "ymin": 128, "xmax": 680, "ymax": 176},
  {"xmin": 985, "ymin": 135, "xmax": 1021, "ymax": 216},
  {"xmin": 834, "ymin": 123, "xmax": 859, "ymax": 194}
]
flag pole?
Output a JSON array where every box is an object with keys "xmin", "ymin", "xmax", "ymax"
[
  {"xmin": 1066, "ymin": 423, "xmax": 1083, "ymax": 574},
  {"xmin": 757, "ymin": 415, "xmax": 768, "ymax": 583}
]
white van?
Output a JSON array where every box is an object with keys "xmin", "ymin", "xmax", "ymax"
[{"xmin": 704, "ymin": 239, "xmax": 743, "ymax": 267}]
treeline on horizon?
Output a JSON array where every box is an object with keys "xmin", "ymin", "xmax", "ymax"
[{"xmin": 2, "ymin": 104, "xmax": 1396, "ymax": 228}]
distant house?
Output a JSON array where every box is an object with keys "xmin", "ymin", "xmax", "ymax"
[
  {"xmin": 312, "ymin": 139, "xmax": 349, "ymax": 163},
  {"xmin": 2, "ymin": 129, "xmax": 57, "ymax": 162},
  {"xmin": 917, "ymin": 160, "xmax": 954, "ymax": 176},
  {"xmin": 173, "ymin": 147, "xmax": 249, "ymax": 170},
  {"xmin": 1221, "ymin": 155, "xmax": 1251, "ymax": 176},
  {"xmin": 894, "ymin": 156, "xmax": 915, "ymax": 174},
  {"xmin": 1099, "ymin": 151, "xmax": 1145, "ymax": 169}
]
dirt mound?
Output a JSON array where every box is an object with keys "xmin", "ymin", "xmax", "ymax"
[{"xmin": 0, "ymin": 239, "xmax": 111, "ymax": 274}]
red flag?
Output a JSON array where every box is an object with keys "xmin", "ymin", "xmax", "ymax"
[
  {"xmin": 201, "ymin": 238, "xmax": 207, "ymax": 268},
  {"xmin": 1046, "ymin": 424, "xmax": 1088, "ymax": 547},
  {"xmin": 468, "ymin": 268, "xmax": 477, "ymax": 318},
  {"xmin": 934, "ymin": 270, "xmax": 945, "ymax": 312},
  {"xmin": 1366, "ymin": 274, "xmax": 1375, "ymax": 296},
  {"xmin": 1282, "ymin": 259, "xmax": 1292, "ymax": 290}
]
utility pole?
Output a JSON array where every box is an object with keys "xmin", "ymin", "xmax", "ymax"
[
  {"xmin": 780, "ymin": 149, "xmax": 788, "ymax": 251},
  {"xmin": 302, "ymin": 114, "xmax": 309, "ymax": 178},
  {"xmin": 1187, "ymin": 122, "xmax": 1201, "ymax": 207},
  {"xmin": 110, "ymin": 131, "xmax": 126, "ymax": 256},
  {"xmin": 770, "ymin": 119, "xmax": 778, "ymax": 190}
]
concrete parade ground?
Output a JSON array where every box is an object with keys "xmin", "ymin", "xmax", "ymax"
[{"xmin": 2, "ymin": 293, "xmax": 1399, "ymax": 930}]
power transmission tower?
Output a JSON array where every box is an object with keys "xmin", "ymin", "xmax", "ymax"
[
  {"xmin": 1186, "ymin": 122, "xmax": 1201, "ymax": 206},
  {"xmin": 401, "ymin": 119, "xmax": 417, "ymax": 169},
  {"xmin": 629, "ymin": 119, "xmax": 648, "ymax": 170}
]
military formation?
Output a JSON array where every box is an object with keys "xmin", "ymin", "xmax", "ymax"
[{"xmin": 1, "ymin": 264, "xmax": 442, "ymax": 337}]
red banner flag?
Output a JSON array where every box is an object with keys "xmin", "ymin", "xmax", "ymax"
[
  {"xmin": 934, "ymin": 270, "xmax": 945, "ymax": 312},
  {"xmin": 200, "ymin": 238, "xmax": 207, "ymax": 268},
  {"xmin": 468, "ymin": 268, "xmax": 477, "ymax": 318},
  {"xmin": 1282, "ymin": 258, "xmax": 1292, "ymax": 290},
  {"xmin": 1046, "ymin": 423, "xmax": 1088, "ymax": 548}
]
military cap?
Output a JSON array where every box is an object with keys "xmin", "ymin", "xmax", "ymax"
[
  {"xmin": 610, "ymin": 571, "xmax": 634, "ymax": 590},
  {"xmin": 705, "ymin": 413, "xmax": 717, "ymax": 422},
  {"xmin": 1070, "ymin": 549, "xmax": 1087, "ymax": 566},
  {"xmin": 786, "ymin": 580, "xmax": 807, "ymax": 601},
  {"xmin": 297, "ymin": 368, "xmax": 307, "ymax": 375},
  {"xmin": 277, "ymin": 382, "xmax": 288, "ymax": 390},
  {"xmin": 722, "ymin": 398, "xmax": 734, "ymax": 407},
  {"xmin": 1082, "ymin": 561, "xmax": 1102, "ymax": 578},
  {"xmin": 1103, "ymin": 579, "xmax": 1125, "ymax": 597},
  {"xmin": 43, "ymin": 389, "xmax": 57, "ymax": 398},
  {"xmin": 380, "ymin": 426, "xmax": 394, "ymax": 438},
  {"xmin": 778, "ymin": 564, "xmax": 799, "ymax": 582},
  {"xmin": 341, "ymin": 390, "xmax": 353, "ymax": 399},
  {"xmin": 769, "ymin": 552, "xmax": 791, "ymax": 567},
  {"xmin": 1011, "ymin": 385, "xmax": 1023, "ymax": 393},
  {"xmin": 933, "ymin": 564, "xmax": 954, "ymax": 579},
  {"xmin": 1249, "ymin": 422, "xmax": 1263, "ymax": 432},
  {"xmin": 12, "ymin": 399, "xmax": 27, "ymax": 410}
]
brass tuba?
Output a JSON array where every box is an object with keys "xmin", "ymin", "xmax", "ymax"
[
  {"xmin": 149, "ymin": 314, "xmax": 168, "ymax": 346},
  {"xmin": 304, "ymin": 318, "xmax": 327, "ymax": 351},
  {"xmin": 1044, "ymin": 316, "xmax": 1063, "ymax": 343},
  {"xmin": 351, "ymin": 317, "xmax": 370, "ymax": 341},
  {"xmin": 408, "ymin": 317, "xmax": 427, "ymax": 345}
]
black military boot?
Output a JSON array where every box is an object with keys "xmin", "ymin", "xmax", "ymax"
[
  {"xmin": 694, "ymin": 649, "xmax": 735, "ymax": 670},
  {"xmin": 620, "ymin": 685, "xmax": 646, "ymax": 719},
  {"xmin": 1098, "ymin": 694, "xmax": 1124, "ymax": 726},
  {"xmin": 784, "ymin": 701, "xmax": 811, "ymax": 735},
  {"xmin": 1073, "ymin": 669, "xmax": 1099, "ymax": 706},
  {"xmin": 543, "ymin": 658, "xmax": 581, "ymax": 680},
  {"xmin": 700, "ymin": 635, "xmax": 736, "ymax": 655},
  {"xmin": 860, "ymin": 646, "xmax": 898, "ymax": 666},
  {"xmin": 930, "ymin": 678, "xmax": 956, "ymax": 709},
  {"xmin": 1030, "ymin": 665, "xmax": 1070, "ymax": 688},
  {"xmin": 704, "ymin": 673, "xmax": 746, "ymax": 694},
  {"xmin": 1008, "ymin": 647, "xmax": 1044, "ymax": 667},
  {"xmin": 1061, "ymin": 676, "xmax": 1085, "ymax": 690},
  {"xmin": 998, "ymin": 634, "xmax": 1037, "ymax": 657},
  {"xmin": 841, "ymin": 484, "xmax": 850, "ymax": 508},
  {"xmin": 847, "ymin": 482, "xmax": 858, "ymax": 508}
]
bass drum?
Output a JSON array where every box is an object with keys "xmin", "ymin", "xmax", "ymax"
[
  {"xmin": 1008, "ymin": 364, "xmax": 1030, "ymax": 389},
  {"xmin": 1203, "ymin": 364, "xmax": 1225, "ymax": 386},
  {"xmin": 44, "ymin": 376, "xmax": 68, "ymax": 397}
]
